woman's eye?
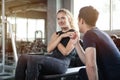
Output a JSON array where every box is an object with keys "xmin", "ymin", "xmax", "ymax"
[
  {"xmin": 57, "ymin": 18, "xmax": 60, "ymax": 20},
  {"xmin": 61, "ymin": 17, "xmax": 65, "ymax": 19}
]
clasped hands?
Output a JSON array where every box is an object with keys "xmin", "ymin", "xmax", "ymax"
[{"xmin": 60, "ymin": 31, "xmax": 79, "ymax": 45}]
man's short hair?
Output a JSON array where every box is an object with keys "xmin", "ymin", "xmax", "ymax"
[{"xmin": 78, "ymin": 6, "xmax": 99, "ymax": 26}]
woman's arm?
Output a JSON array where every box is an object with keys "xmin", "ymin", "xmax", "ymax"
[
  {"xmin": 47, "ymin": 32, "xmax": 62, "ymax": 53},
  {"xmin": 47, "ymin": 32, "xmax": 71, "ymax": 53},
  {"xmin": 57, "ymin": 39, "xmax": 75, "ymax": 56},
  {"xmin": 57, "ymin": 31, "xmax": 77, "ymax": 56}
]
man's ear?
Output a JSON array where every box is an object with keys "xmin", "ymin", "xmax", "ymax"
[
  {"xmin": 81, "ymin": 18, "xmax": 84, "ymax": 24},
  {"xmin": 78, "ymin": 18, "xmax": 83, "ymax": 24}
]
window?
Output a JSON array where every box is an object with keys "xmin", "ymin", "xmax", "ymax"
[
  {"xmin": 7, "ymin": 17, "xmax": 45, "ymax": 42},
  {"xmin": 74, "ymin": 0, "xmax": 120, "ymax": 30},
  {"xmin": 27, "ymin": 19, "xmax": 45, "ymax": 41},
  {"xmin": 112, "ymin": 0, "xmax": 120, "ymax": 30}
]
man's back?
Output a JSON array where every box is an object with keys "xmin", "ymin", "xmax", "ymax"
[{"xmin": 83, "ymin": 27, "xmax": 120, "ymax": 80}]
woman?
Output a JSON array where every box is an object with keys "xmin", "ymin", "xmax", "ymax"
[{"xmin": 15, "ymin": 8, "xmax": 77, "ymax": 80}]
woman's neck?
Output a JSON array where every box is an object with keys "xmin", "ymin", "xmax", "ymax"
[{"xmin": 61, "ymin": 27, "xmax": 71, "ymax": 32}]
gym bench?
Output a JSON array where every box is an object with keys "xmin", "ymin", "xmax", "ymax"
[{"xmin": 42, "ymin": 66, "xmax": 86, "ymax": 80}]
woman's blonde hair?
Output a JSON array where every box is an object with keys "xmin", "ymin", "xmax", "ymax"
[{"xmin": 57, "ymin": 8, "xmax": 75, "ymax": 29}]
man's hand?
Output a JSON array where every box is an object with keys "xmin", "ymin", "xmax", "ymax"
[{"xmin": 69, "ymin": 31, "xmax": 79, "ymax": 45}]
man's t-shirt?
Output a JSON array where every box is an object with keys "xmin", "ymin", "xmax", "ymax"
[{"xmin": 83, "ymin": 27, "xmax": 120, "ymax": 80}]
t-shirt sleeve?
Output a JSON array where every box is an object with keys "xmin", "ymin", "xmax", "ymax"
[{"xmin": 83, "ymin": 31, "xmax": 96, "ymax": 49}]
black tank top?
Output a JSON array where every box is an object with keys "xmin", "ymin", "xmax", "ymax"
[{"xmin": 50, "ymin": 29, "xmax": 76, "ymax": 65}]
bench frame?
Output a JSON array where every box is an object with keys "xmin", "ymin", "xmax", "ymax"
[{"xmin": 42, "ymin": 66, "xmax": 86, "ymax": 80}]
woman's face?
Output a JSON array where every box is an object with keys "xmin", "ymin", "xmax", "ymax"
[{"xmin": 57, "ymin": 12, "xmax": 71, "ymax": 29}]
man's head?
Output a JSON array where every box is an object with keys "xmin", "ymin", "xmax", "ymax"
[{"xmin": 78, "ymin": 6, "xmax": 99, "ymax": 33}]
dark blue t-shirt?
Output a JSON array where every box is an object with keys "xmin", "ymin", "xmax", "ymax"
[{"xmin": 83, "ymin": 27, "xmax": 120, "ymax": 80}]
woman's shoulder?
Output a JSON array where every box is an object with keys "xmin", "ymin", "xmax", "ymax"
[
  {"xmin": 56, "ymin": 30, "xmax": 63, "ymax": 36},
  {"xmin": 68, "ymin": 29, "xmax": 75, "ymax": 32},
  {"xmin": 55, "ymin": 29, "xmax": 76, "ymax": 35},
  {"xmin": 56, "ymin": 30, "xmax": 62, "ymax": 34}
]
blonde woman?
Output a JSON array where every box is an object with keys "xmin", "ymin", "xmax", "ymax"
[{"xmin": 15, "ymin": 8, "xmax": 77, "ymax": 80}]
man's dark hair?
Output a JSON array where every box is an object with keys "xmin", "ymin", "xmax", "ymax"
[{"xmin": 78, "ymin": 6, "xmax": 99, "ymax": 26}]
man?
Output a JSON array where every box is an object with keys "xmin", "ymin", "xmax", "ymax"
[{"xmin": 74, "ymin": 6, "xmax": 120, "ymax": 80}]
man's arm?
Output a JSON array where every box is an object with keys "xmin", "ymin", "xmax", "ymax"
[
  {"xmin": 75, "ymin": 40, "xmax": 86, "ymax": 64},
  {"xmin": 85, "ymin": 47, "xmax": 98, "ymax": 80},
  {"xmin": 74, "ymin": 33, "xmax": 98, "ymax": 80}
]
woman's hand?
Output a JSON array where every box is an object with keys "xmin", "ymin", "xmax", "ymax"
[
  {"xmin": 60, "ymin": 32, "xmax": 72, "ymax": 38},
  {"xmin": 69, "ymin": 31, "xmax": 80, "ymax": 45},
  {"xmin": 60, "ymin": 31, "xmax": 76, "ymax": 39},
  {"xmin": 60, "ymin": 31, "xmax": 80, "ymax": 45}
]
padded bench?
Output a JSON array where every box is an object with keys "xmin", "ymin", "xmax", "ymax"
[{"xmin": 42, "ymin": 66, "xmax": 86, "ymax": 80}]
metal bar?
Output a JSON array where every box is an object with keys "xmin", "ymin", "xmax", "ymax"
[
  {"xmin": 1, "ymin": 0, "xmax": 5, "ymax": 73},
  {"xmin": 7, "ymin": 21, "xmax": 18, "ymax": 64},
  {"xmin": 1, "ymin": 0, "xmax": 18, "ymax": 76}
]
